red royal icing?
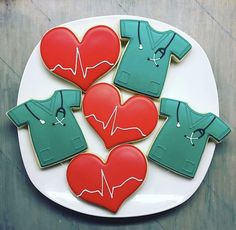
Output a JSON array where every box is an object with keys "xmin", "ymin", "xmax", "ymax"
[
  {"xmin": 66, "ymin": 145, "xmax": 147, "ymax": 213},
  {"xmin": 40, "ymin": 26, "xmax": 120, "ymax": 91},
  {"xmin": 83, "ymin": 83, "xmax": 158, "ymax": 149}
]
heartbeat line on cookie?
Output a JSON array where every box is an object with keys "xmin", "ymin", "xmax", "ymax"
[
  {"xmin": 77, "ymin": 169, "xmax": 143, "ymax": 199},
  {"xmin": 85, "ymin": 106, "xmax": 146, "ymax": 136},
  {"xmin": 49, "ymin": 47, "xmax": 114, "ymax": 79}
]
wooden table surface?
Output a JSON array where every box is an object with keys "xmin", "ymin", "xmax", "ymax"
[{"xmin": 1, "ymin": 1, "xmax": 235, "ymax": 229}]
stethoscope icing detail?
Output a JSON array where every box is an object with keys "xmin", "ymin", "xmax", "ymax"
[
  {"xmin": 25, "ymin": 91, "xmax": 66, "ymax": 127},
  {"xmin": 138, "ymin": 21, "xmax": 143, "ymax": 50},
  {"xmin": 176, "ymin": 101, "xmax": 181, "ymax": 128},
  {"xmin": 184, "ymin": 117, "xmax": 216, "ymax": 146},
  {"xmin": 52, "ymin": 91, "xmax": 66, "ymax": 126},
  {"xmin": 147, "ymin": 33, "xmax": 176, "ymax": 68},
  {"xmin": 52, "ymin": 107, "xmax": 66, "ymax": 126},
  {"xmin": 184, "ymin": 129, "xmax": 204, "ymax": 146},
  {"xmin": 175, "ymin": 101, "xmax": 216, "ymax": 146},
  {"xmin": 25, "ymin": 103, "xmax": 46, "ymax": 125},
  {"xmin": 137, "ymin": 21, "xmax": 176, "ymax": 67}
]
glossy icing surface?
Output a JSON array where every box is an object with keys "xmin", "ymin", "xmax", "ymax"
[
  {"xmin": 114, "ymin": 20, "xmax": 192, "ymax": 98},
  {"xmin": 83, "ymin": 83, "xmax": 158, "ymax": 149},
  {"xmin": 40, "ymin": 26, "xmax": 120, "ymax": 91},
  {"xmin": 17, "ymin": 15, "xmax": 220, "ymax": 217},
  {"xmin": 7, "ymin": 90, "xmax": 87, "ymax": 168},
  {"xmin": 67, "ymin": 144, "xmax": 147, "ymax": 213},
  {"xmin": 148, "ymin": 98, "xmax": 231, "ymax": 178}
]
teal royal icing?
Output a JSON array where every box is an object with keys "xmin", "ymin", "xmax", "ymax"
[
  {"xmin": 148, "ymin": 98, "xmax": 231, "ymax": 178},
  {"xmin": 7, "ymin": 89, "xmax": 87, "ymax": 168},
  {"xmin": 114, "ymin": 20, "xmax": 192, "ymax": 98}
]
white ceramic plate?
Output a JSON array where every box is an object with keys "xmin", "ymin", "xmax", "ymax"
[{"xmin": 17, "ymin": 15, "xmax": 218, "ymax": 217}]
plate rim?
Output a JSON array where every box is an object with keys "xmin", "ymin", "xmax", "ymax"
[{"xmin": 16, "ymin": 15, "xmax": 219, "ymax": 218}]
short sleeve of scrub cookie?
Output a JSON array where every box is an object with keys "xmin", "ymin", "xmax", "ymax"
[
  {"xmin": 120, "ymin": 20, "xmax": 137, "ymax": 38},
  {"xmin": 207, "ymin": 117, "xmax": 231, "ymax": 142},
  {"xmin": 170, "ymin": 33, "xmax": 192, "ymax": 60},
  {"xmin": 62, "ymin": 90, "xmax": 81, "ymax": 108},
  {"xmin": 7, "ymin": 103, "xmax": 28, "ymax": 127},
  {"xmin": 160, "ymin": 98, "xmax": 179, "ymax": 117}
]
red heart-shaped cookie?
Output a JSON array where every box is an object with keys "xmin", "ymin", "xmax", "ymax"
[
  {"xmin": 83, "ymin": 83, "xmax": 158, "ymax": 149},
  {"xmin": 40, "ymin": 26, "xmax": 120, "ymax": 91},
  {"xmin": 66, "ymin": 145, "xmax": 147, "ymax": 213}
]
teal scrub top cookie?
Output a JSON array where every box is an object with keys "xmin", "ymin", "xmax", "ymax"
[
  {"xmin": 7, "ymin": 89, "xmax": 87, "ymax": 168},
  {"xmin": 114, "ymin": 20, "xmax": 192, "ymax": 98},
  {"xmin": 148, "ymin": 98, "xmax": 231, "ymax": 178}
]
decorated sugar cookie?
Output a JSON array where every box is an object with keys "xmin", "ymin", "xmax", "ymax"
[
  {"xmin": 83, "ymin": 83, "xmax": 158, "ymax": 149},
  {"xmin": 67, "ymin": 144, "xmax": 147, "ymax": 213},
  {"xmin": 40, "ymin": 26, "xmax": 120, "ymax": 91},
  {"xmin": 114, "ymin": 20, "xmax": 192, "ymax": 98},
  {"xmin": 7, "ymin": 90, "xmax": 87, "ymax": 168},
  {"xmin": 148, "ymin": 98, "xmax": 231, "ymax": 178}
]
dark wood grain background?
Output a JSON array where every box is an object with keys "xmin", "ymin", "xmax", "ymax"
[{"xmin": 0, "ymin": 0, "xmax": 235, "ymax": 229}]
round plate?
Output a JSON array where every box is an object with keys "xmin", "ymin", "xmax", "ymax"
[{"xmin": 17, "ymin": 15, "xmax": 218, "ymax": 217}]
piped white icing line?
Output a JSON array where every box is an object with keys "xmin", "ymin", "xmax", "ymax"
[
  {"xmin": 185, "ymin": 132, "xmax": 199, "ymax": 145},
  {"xmin": 54, "ymin": 117, "xmax": 65, "ymax": 126},
  {"xmin": 85, "ymin": 106, "xmax": 146, "ymax": 137},
  {"xmin": 49, "ymin": 47, "xmax": 114, "ymax": 79},
  {"xmin": 77, "ymin": 169, "xmax": 143, "ymax": 199},
  {"xmin": 148, "ymin": 53, "xmax": 161, "ymax": 66}
]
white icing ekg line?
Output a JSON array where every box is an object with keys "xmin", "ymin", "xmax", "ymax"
[
  {"xmin": 77, "ymin": 169, "xmax": 143, "ymax": 199},
  {"xmin": 85, "ymin": 106, "xmax": 146, "ymax": 137},
  {"xmin": 49, "ymin": 47, "xmax": 114, "ymax": 79}
]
